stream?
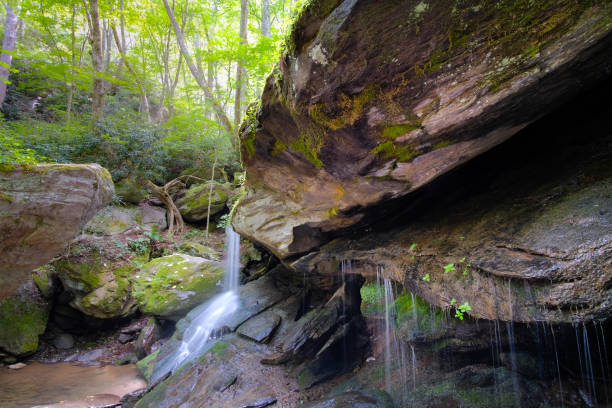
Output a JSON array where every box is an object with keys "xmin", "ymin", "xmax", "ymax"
[{"xmin": 0, "ymin": 362, "xmax": 146, "ymax": 408}]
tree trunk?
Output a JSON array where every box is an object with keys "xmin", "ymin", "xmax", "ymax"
[
  {"xmin": 162, "ymin": 0, "xmax": 233, "ymax": 135},
  {"xmin": 234, "ymin": 0, "xmax": 248, "ymax": 132},
  {"xmin": 262, "ymin": 0, "xmax": 271, "ymax": 38},
  {"xmin": 66, "ymin": 4, "xmax": 76, "ymax": 121},
  {"xmin": 205, "ymin": 153, "xmax": 218, "ymax": 239},
  {"xmin": 0, "ymin": 2, "xmax": 19, "ymax": 107},
  {"xmin": 83, "ymin": 0, "xmax": 105, "ymax": 126}
]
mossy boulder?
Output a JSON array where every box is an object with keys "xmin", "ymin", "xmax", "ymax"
[
  {"xmin": 0, "ymin": 163, "xmax": 113, "ymax": 300},
  {"xmin": 0, "ymin": 281, "xmax": 50, "ymax": 356},
  {"xmin": 115, "ymin": 176, "xmax": 148, "ymax": 204},
  {"xmin": 179, "ymin": 241, "xmax": 220, "ymax": 260},
  {"xmin": 85, "ymin": 204, "xmax": 167, "ymax": 235},
  {"xmin": 54, "ymin": 250, "xmax": 137, "ymax": 319},
  {"xmin": 131, "ymin": 254, "xmax": 225, "ymax": 320},
  {"xmin": 176, "ymin": 183, "xmax": 230, "ymax": 223}
]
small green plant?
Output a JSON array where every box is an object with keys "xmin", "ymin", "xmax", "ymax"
[
  {"xmin": 217, "ymin": 213, "xmax": 231, "ymax": 229},
  {"xmin": 463, "ymin": 263, "xmax": 471, "ymax": 276},
  {"xmin": 409, "ymin": 243, "xmax": 417, "ymax": 251},
  {"xmin": 127, "ymin": 237, "xmax": 149, "ymax": 254},
  {"xmin": 443, "ymin": 263, "xmax": 455, "ymax": 273},
  {"xmin": 422, "ymin": 273, "xmax": 430, "ymax": 282},
  {"xmin": 455, "ymin": 302, "xmax": 472, "ymax": 320},
  {"xmin": 144, "ymin": 229, "xmax": 162, "ymax": 242}
]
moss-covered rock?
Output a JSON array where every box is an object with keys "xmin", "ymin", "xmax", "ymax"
[
  {"xmin": 175, "ymin": 183, "xmax": 230, "ymax": 223},
  {"xmin": 32, "ymin": 265, "xmax": 58, "ymax": 300},
  {"xmin": 115, "ymin": 176, "xmax": 148, "ymax": 204},
  {"xmin": 85, "ymin": 204, "xmax": 167, "ymax": 236},
  {"xmin": 54, "ymin": 249, "xmax": 137, "ymax": 319},
  {"xmin": 0, "ymin": 281, "xmax": 50, "ymax": 356},
  {"xmin": 131, "ymin": 254, "xmax": 225, "ymax": 320},
  {"xmin": 179, "ymin": 241, "xmax": 220, "ymax": 260},
  {"xmin": 136, "ymin": 349, "xmax": 160, "ymax": 382}
]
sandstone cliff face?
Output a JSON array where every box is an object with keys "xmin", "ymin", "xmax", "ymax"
[
  {"xmin": 234, "ymin": 0, "xmax": 612, "ymax": 260},
  {"xmin": 0, "ymin": 164, "xmax": 114, "ymax": 299},
  {"xmin": 291, "ymin": 80, "xmax": 612, "ymax": 323}
]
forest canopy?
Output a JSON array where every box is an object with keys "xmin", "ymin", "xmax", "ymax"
[{"xmin": 0, "ymin": 0, "xmax": 304, "ymax": 183}]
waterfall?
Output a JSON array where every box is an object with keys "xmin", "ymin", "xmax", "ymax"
[
  {"xmin": 376, "ymin": 265, "xmax": 409, "ymax": 396},
  {"xmin": 224, "ymin": 225, "xmax": 241, "ymax": 292},
  {"xmin": 150, "ymin": 226, "xmax": 241, "ymax": 383}
]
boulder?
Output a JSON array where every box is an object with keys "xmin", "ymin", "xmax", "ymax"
[
  {"xmin": 233, "ymin": 0, "xmax": 612, "ymax": 259},
  {"xmin": 54, "ymin": 247, "xmax": 138, "ymax": 319},
  {"xmin": 115, "ymin": 176, "xmax": 148, "ymax": 204},
  {"xmin": 179, "ymin": 241, "xmax": 220, "ymax": 260},
  {"xmin": 0, "ymin": 281, "xmax": 50, "ymax": 356},
  {"xmin": 176, "ymin": 182, "xmax": 230, "ymax": 222},
  {"xmin": 85, "ymin": 203, "xmax": 167, "ymax": 235},
  {"xmin": 131, "ymin": 254, "xmax": 225, "ymax": 319},
  {"xmin": 0, "ymin": 163, "xmax": 113, "ymax": 299}
]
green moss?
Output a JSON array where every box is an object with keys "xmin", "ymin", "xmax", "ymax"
[
  {"xmin": 372, "ymin": 141, "xmax": 421, "ymax": 162},
  {"xmin": 54, "ymin": 256, "xmax": 105, "ymax": 292},
  {"xmin": 136, "ymin": 349, "xmax": 160, "ymax": 382},
  {"xmin": 290, "ymin": 132, "xmax": 324, "ymax": 168},
  {"xmin": 0, "ymin": 191, "xmax": 12, "ymax": 202},
  {"xmin": 0, "ymin": 296, "xmax": 48, "ymax": 355},
  {"xmin": 271, "ymin": 138, "xmax": 288, "ymax": 155},
  {"xmin": 309, "ymin": 85, "xmax": 376, "ymax": 130},
  {"xmin": 328, "ymin": 205, "xmax": 339, "ymax": 217},
  {"xmin": 432, "ymin": 140, "xmax": 455, "ymax": 150},
  {"xmin": 205, "ymin": 340, "xmax": 231, "ymax": 357},
  {"xmin": 132, "ymin": 254, "xmax": 224, "ymax": 318},
  {"xmin": 381, "ymin": 122, "xmax": 421, "ymax": 140}
]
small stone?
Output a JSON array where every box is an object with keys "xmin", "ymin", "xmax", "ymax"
[
  {"xmin": 53, "ymin": 333, "xmax": 75, "ymax": 349},
  {"xmin": 239, "ymin": 396, "xmax": 277, "ymax": 408},
  {"xmin": 119, "ymin": 332, "xmax": 136, "ymax": 344},
  {"xmin": 8, "ymin": 362, "xmax": 26, "ymax": 369}
]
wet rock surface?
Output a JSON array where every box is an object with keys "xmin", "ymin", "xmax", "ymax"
[
  {"xmin": 292, "ymin": 79, "xmax": 612, "ymax": 323},
  {"xmin": 304, "ymin": 390, "xmax": 394, "ymax": 408},
  {"xmin": 0, "ymin": 163, "xmax": 114, "ymax": 299}
]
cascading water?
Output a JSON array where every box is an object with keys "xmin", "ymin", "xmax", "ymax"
[
  {"xmin": 150, "ymin": 226, "xmax": 241, "ymax": 383},
  {"xmin": 376, "ymin": 265, "xmax": 409, "ymax": 396}
]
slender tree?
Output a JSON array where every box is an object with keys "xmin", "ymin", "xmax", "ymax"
[
  {"xmin": 162, "ymin": 0, "xmax": 233, "ymax": 135},
  {"xmin": 233, "ymin": 0, "xmax": 248, "ymax": 132},
  {"xmin": 0, "ymin": 1, "xmax": 19, "ymax": 106},
  {"xmin": 82, "ymin": 0, "xmax": 105, "ymax": 125},
  {"xmin": 262, "ymin": 0, "xmax": 271, "ymax": 38}
]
